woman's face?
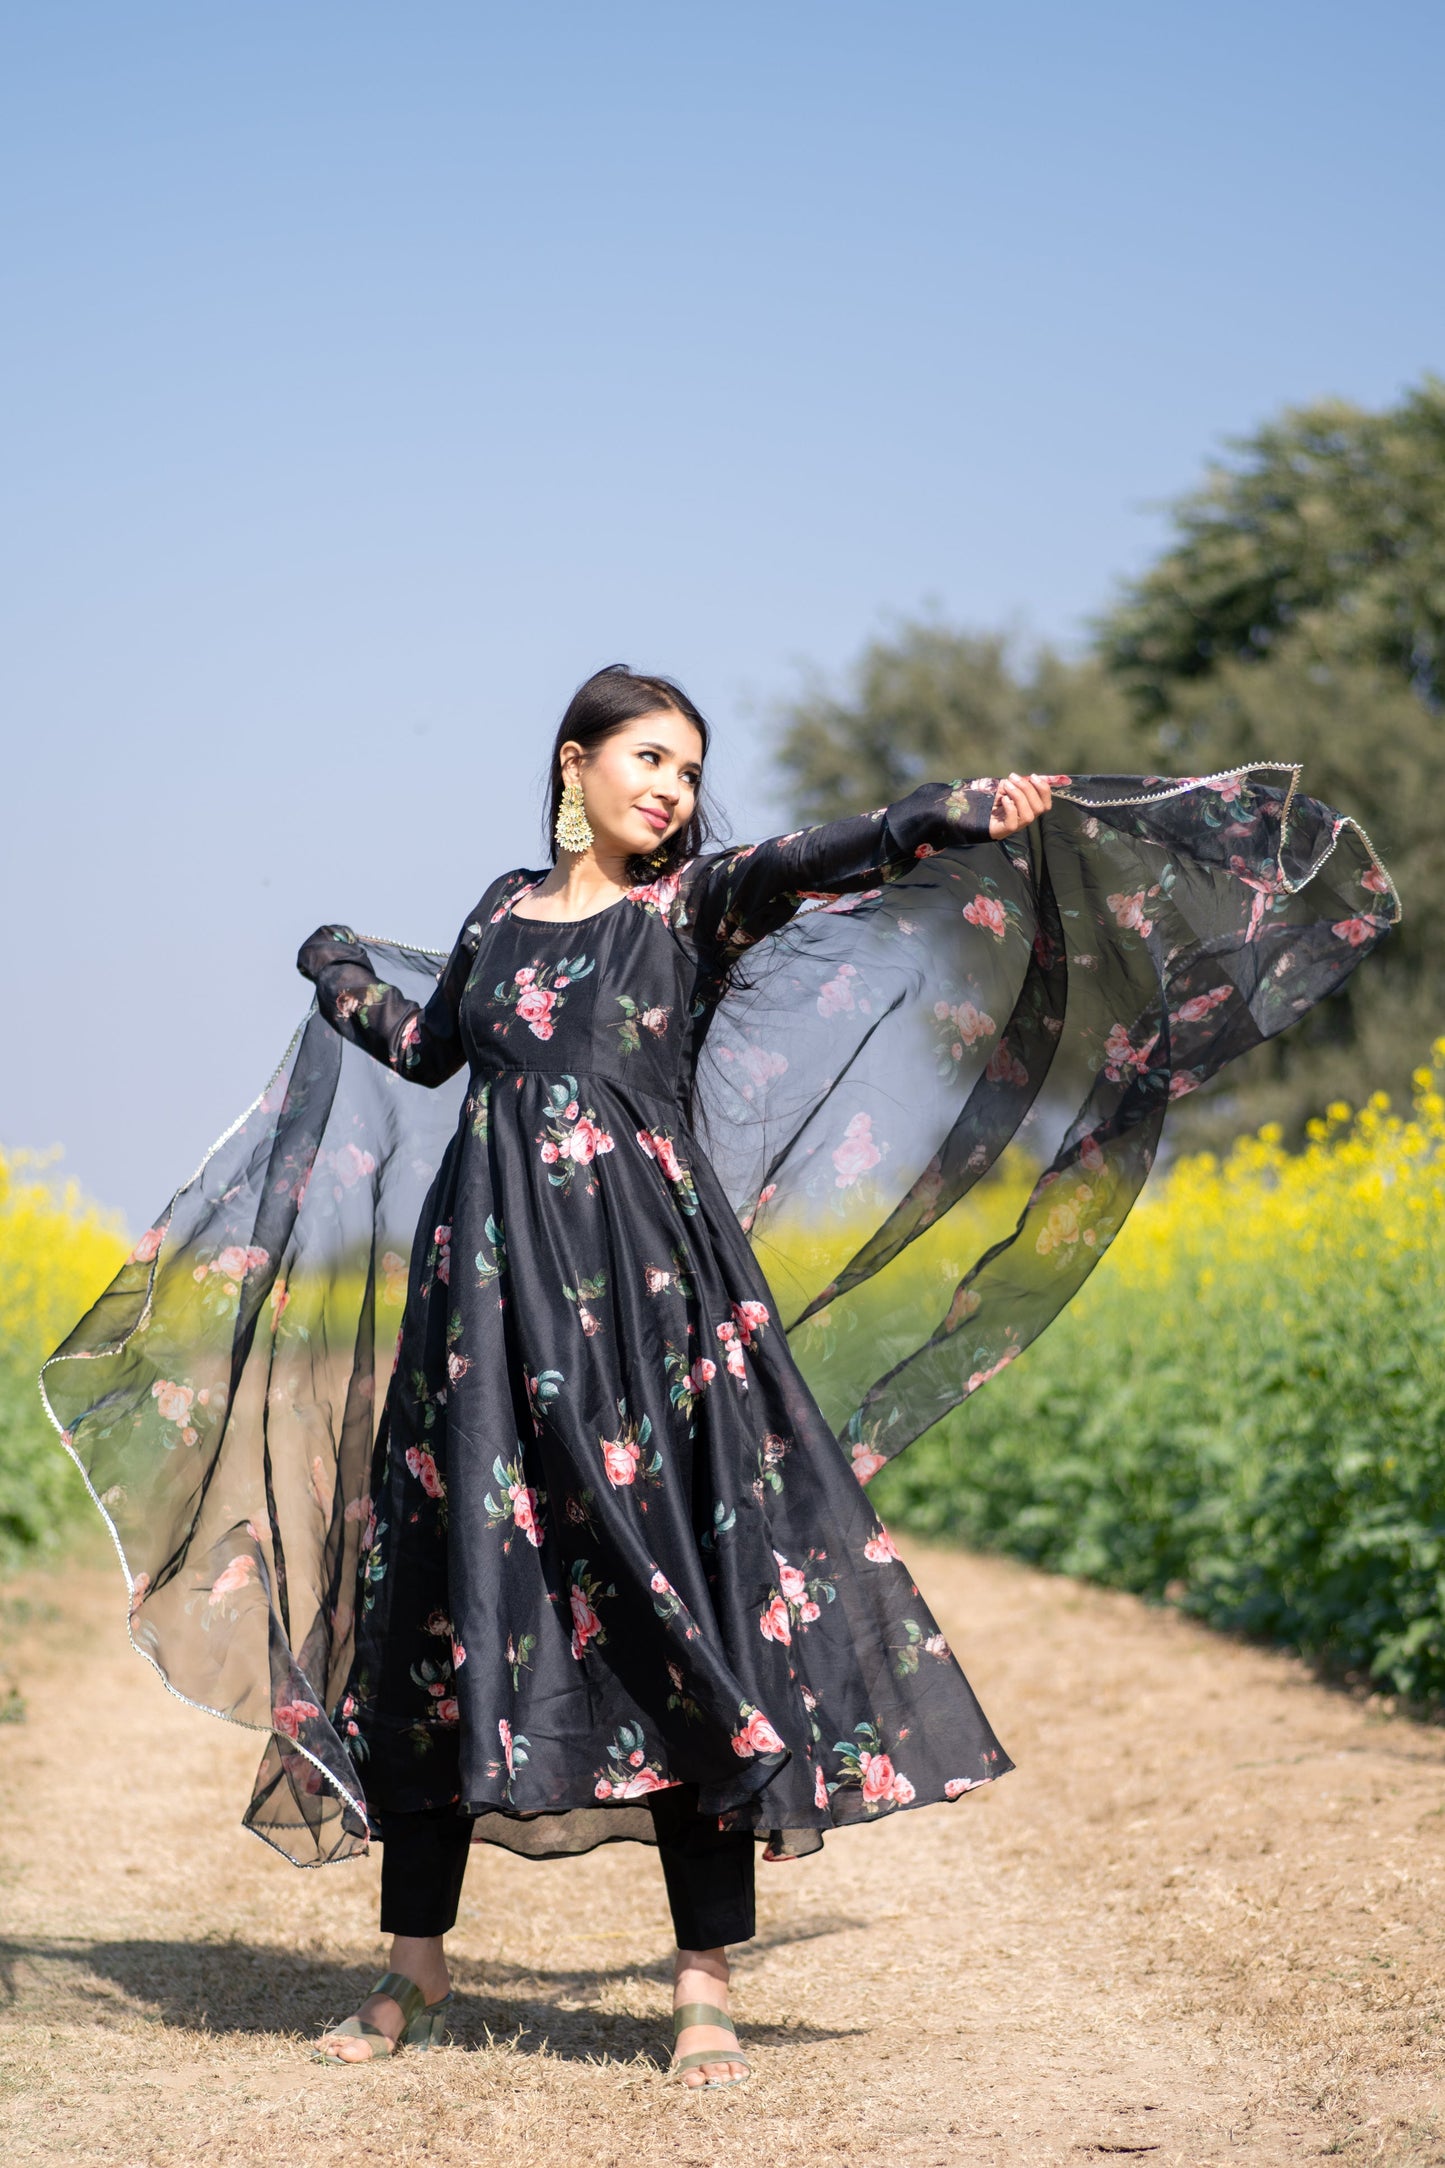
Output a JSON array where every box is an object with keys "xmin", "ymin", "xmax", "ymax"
[{"xmin": 561, "ymin": 710, "xmax": 704, "ymax": 860}]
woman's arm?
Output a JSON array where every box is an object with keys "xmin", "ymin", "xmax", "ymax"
[
  {"xmin": 296, "ymin": 911, "xmax": 483, "ymax": 1087},
  {"xmin": 681, "ymin": 776, "xmax": 1013, "ymax": 958}
]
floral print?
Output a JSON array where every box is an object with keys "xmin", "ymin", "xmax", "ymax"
[
  {"xmin": 593, "ymin": 1720, "xmax": 675, "ymax": 1799},
  {"xmin": 43, "ymin": 768, "xmax": 1396, "ymax": 1867}
]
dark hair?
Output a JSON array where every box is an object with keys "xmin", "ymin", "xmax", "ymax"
[{"xmin": 540, "ymin": 664, "xmax": 725, "ymax": 884}]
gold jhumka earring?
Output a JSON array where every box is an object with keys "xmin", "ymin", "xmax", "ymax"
[{"xmin": 554, "ymin": 773, "xmax": 594, "ymax": 853}]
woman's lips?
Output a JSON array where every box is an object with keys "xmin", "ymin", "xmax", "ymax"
[{"xmin": 638, "ymin": 808, "xmax": 669, "ymax": 833}]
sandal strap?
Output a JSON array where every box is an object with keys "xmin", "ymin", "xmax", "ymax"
[
  {"xmin": 320, "ymin": 2013, "xmax": 396, "ymax": 2047},
  {"xmin": 372, "ymin": 1970, "xmax": 429, "ymax": 2030},
  {"xmin": 673, "ymin": 1999, "xmax": 738, "ymax": 2037},
  {"xmin": 672, "ymin": 2047, "xmax": 752, "ymax": 2077}
]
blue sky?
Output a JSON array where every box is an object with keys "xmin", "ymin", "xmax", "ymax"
[{"xmin": 5, "ymin": 2, "xmax": 1442, "ymax": 1224}]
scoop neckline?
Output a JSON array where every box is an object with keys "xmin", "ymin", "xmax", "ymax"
[{"xmin": 506, "ymin": 880, "xmax": 634, "ymax": 928}]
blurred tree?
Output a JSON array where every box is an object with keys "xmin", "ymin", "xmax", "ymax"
[
  {"xmin": 770, "ymin": 617, "xmax": 1143, "ymax": 822},
  {"xmin": 770, "ymin": 378, "xmax": 1444, "ymax": 1146},
  {"xmin": 1099, "ymin": 376, "xmax": 1445, "ymax": 713},
  {"xmin": 1092, "ymin": 378, "xmax": 1443, "ymax": 1146},
  {"xmin": 1115, "ymin": 644, "xmax": 1438, "ymax": 1150}
]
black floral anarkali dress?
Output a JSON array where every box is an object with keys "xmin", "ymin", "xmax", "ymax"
[
  {"xmin": 299, "ymin": 781, "xmax": 1012, "ymax": 1860},
  {"xmin": 41, "ymin": 769, "xmax": 1400, "ymax": 1868}
]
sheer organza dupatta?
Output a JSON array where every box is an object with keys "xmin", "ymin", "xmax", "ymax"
[{"xmin": 41, "ymin": 766, "xmax": 1399, "ymax": 1863}]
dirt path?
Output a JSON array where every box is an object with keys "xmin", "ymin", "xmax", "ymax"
[{"xmin": 4, "ymin": 1526, "xmax": 1445, "ymax": 2167}]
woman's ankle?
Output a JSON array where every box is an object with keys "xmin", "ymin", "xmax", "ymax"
[
  {"xmin": 674, "ymin": 1945, "xmax": 729, "ymax": 1993},
  {"xmin": 384, "ymin": 1933, "xmax": 451, "ymax": 2003}
]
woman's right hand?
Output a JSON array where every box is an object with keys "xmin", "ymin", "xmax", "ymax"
[{"xmin": 988, "ymin": 772, "xmax": 1056, "ymax": 840}]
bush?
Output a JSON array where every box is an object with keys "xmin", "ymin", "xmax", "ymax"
[
  {"xmin": 0, "ymin": 1149, "xmax": 128, "ymax": 1567},
  {"xmin": 872, "ymin": 1039, "xmax": 1445, "ymax": 1703}
]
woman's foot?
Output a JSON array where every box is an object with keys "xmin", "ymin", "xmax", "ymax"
[
  {"xmin": 315, "ymin": 1935, "xmax": 452, "ymax": 2063},
  {"xmin": 672, "ymin": 1946, "xmax": 747, "ymax": 2088}
]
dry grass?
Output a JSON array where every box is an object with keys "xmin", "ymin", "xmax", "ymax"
[{"xmin": 5, "ymin": 1525, "xmax": 1445, "ymax": 2165}]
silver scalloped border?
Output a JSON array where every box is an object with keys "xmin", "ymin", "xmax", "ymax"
[{"xmin": 34, "ymin": 933, "xmax": 449, "ymax": 1868}]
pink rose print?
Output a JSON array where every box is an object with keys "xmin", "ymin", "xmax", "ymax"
[
  {"xmin": 859, "ymin": 1750, "xmax": 896, "ymax": 1803},
  {"xmin": 1101, "ymin": 1023, "xmax": 1161, "ymax": 1085},
  {"xmin": 737, "ymin": 1180, "xmax": 777, "ymax": 1234},
  {"xmin": 983, "ymin": 1040, "xmax": 1030, "ymax": 1089},
  {"xmin": 129, "ymin": 1226, "xmax": 164, "ymax": 1265},
  {"xmin": 1107, "ymin": 888, "xmax": 1156, "ymax": 938},
  {"xmin": 864, "ymin": 1528, "xmax": 901, "ymax": 1564},
  {"xmin": 1171, "ymin": 985, "xmax": 1233, "ymax": 1026},
  {"xmin": 566, "ymin": 1117, "xmax": 612, "ymax": 1164},
  {"xmin": 818, "ymin": 963, "xmax": 861, "ymax": 1018},
  {"xmin": 715, "ymin": 1320, "xmax": 748, "ymax": 1381},
  {"xmin": 432, "ymin": 1224, "xmax": 451, "ymax": 1285},
  {"xmin": 636, "ymin": 1127, "xmax": 683, "ymax": 1181},
  {"xmin": 731, "ymin": 1299, "xmax": 770, "ymax": 1346},
  {"xmin": 151, "ymin": 1378, "xmax": 195, "ymax": 1427},
  {"xmin": 731, "ymin": 1707, "xmax": 786, "ymax": 1758},
  {"xmin": 687, "ymin": 1356, "xmax": 717, "ymax": 1394},
  {"xmin": 1361, "ymin": 865, "xmax": 1390, "ymax": 894},
  {"xmin": 944, "ymin": 1776, "xmax": 978, "ymax": 1799},
  {"xmin": 208, "ymin": 1555, "xmax": 256, "ymax": 1605},
  {"xmin": 570, "ymin": 1589, "xmax": 602, "ymax": 1659},
  {"xmin": 966, "ymin": 1343, "xmax": 1020, "ymax": 1392},
  {"xmin": 515, "ymin": 981, "xmax": 558, "ymax": 1037},
  {"xmin": 759, "ymin": 1593, "xmax": 792, "ymax": 1645},
  {"xmin": 962, "ymin": 894, "xmax": 1007, "ymax": 939},
  {"xmin": 272, "ymin": 1699, "xmax": 321, "ymax": 1741},
  {"xmin": 333, "ymin": 1144, "xmax": 376, "ymax": 1188},
  {"xmin": 509, "ymin": 1481, "xmax": 543, "ymax": 1545},
  {"xmin": 405, "ymin": 1445, "xmax": 445, "ymax": 1499},
  {"xmin": 832, "ymin": 1110, "xmax": 882, "ymax": 1187},
  {"xmin": 1331, "ymin": 914, "xmax": 1384, "ymax": 947},
  {"xmin": 602, "ymin": 1437, "xmax": 641, "ymax": 1487},
  {"xmin": 777, "ymin": 1556, "xmax": 807, "ymax": 1602},
  {"xmin": 850, "ymin": 1442, "xmax": 886, "ymax": 1485},
  {"xmin": 814, "ymin": 1764, "xmax": 829, "ymax": 1810},
  {"xmin": 614, "ymin": 1769, "xmax": 671, "ymax": 1797},
  {"xmin": 626, "ymin": 867, "xmax": 683, "ymax": 915}
]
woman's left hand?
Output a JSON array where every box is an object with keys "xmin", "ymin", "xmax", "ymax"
[{"xmin": 988, "ymin": 771, "xmax": 1056, "ymax": 840}]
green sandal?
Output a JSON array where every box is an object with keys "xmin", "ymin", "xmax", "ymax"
[
  {"xmin": 313, "ymin": 1969, "xmax": 454, "ymax": 2063},
  {"xmin": 670, "ymin": 1999, "xmax": 751, "ymax": 2089}
]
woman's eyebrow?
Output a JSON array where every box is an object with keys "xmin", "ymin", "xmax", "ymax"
[{"xmin": 636, "ymin": 740, "xmax": 701, "ymax": 769}]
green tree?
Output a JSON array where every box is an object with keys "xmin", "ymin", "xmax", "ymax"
[
  {"xmin": 770, "ymin": 617, "xmax": 1142, "ymax": 823},
  {"xmin": 1100, "ymin": 376, "xmax": 1445, "ymax": 713},
  {"xmin": 772, "ymin": 383, "xmax": 1442, "ymax": 1147},
  {"xmin": 1092, "ymin": 379, "xmax": 1443, "ymax": 1145}
]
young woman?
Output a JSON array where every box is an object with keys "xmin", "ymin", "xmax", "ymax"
[
  {"xmin": 298, "ymin": 666, "xmax": 1047, "ymax": 2079},
  {"xmin": 42, "ymin": 663, "xmax": 1398, "ymax": 2090}
]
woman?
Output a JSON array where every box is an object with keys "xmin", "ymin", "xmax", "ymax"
[
  {"xmin": 297, "ymin": 665, "xmax": 1045, "ymax": 2078},
  {"xmin": 41, "ymin": 663, "xmax": 1398, "ymax": 2089}
]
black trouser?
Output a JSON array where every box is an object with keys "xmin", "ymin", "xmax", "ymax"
[{"xmin": 377, "ymin": 1784, "xmax": 756, "ymax": 1950}]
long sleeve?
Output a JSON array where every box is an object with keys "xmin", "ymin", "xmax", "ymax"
[
  {"xmin": 682, "ymin": 777, "xmax": 997, "ymax": 958},
  {"xmin": 297, "ymin": 907, "xmax": 484, "ymax": 1088}
]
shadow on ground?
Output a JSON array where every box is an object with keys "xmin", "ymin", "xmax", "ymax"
[{"xmin": 0, "ymin": 1916, "xmax": 868, "ymax": 2064}]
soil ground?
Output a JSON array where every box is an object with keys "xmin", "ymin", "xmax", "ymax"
[{"xmin": 5, "ymin": 1526, "xmax": 1445, "ymax": 2166}]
